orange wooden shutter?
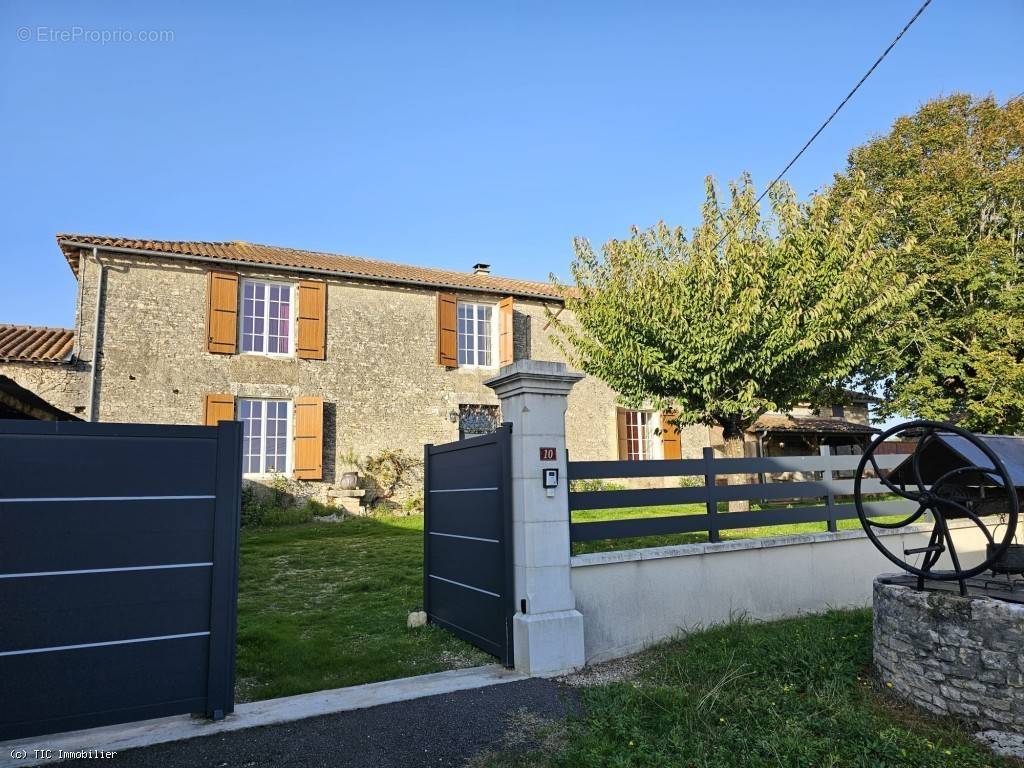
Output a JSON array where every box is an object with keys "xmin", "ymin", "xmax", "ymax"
[
  {"xmin": 293, "ymin": 396, "xmax": 324, "ymax": 480},
  {"xmin": 204, "ymin": 393, "xmax": 235, "ymax": 426},
  {"xmin": 616, "ymin": 409, "xmax": 628, "ymax": 460},
  {"xmin": 296, "ymin": 280, "xmax": 327, "ymax": 360},
  {"xmin": 437, "ymin": 292, "xmax": 458, "ymax": 367},
  {"xmin": 498, "ymin": 296, "xmax": 514, "ymax": 367},
  {"xmin": 661, "ymin": 411, "xmax": 681, "ymax": 460},
  {"xmin": 207, "ymin": 271, "xmax": 238, "ymax": 354}
]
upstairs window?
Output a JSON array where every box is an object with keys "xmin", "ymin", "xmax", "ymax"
[
  {"xmin": 241, "ymin": 280, "xmax": 293, "ymax": 355},
  {"xmin": 457, "ymin": 302, "xmax": 494, "ymax": 367},
  {"xmin": 239, "ymin": 398, "xmax": 291, "ymax": 475}
]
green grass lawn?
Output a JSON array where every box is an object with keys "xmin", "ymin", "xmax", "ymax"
[
  {"xmin": 235, "ymin": 514, "xmax": 490, "ymax": 702},
  {"xmin": 572, "ymin": 502, "xmax": 902, "ymax": 556},
  {"xmin": 483, "ymin": 609, "xmax": 1014, "ymax": 768}
]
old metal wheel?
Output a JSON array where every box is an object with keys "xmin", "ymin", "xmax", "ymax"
[{"xmin": 854, "ymin": 419, "xmax": 1018, "ymax": 583}]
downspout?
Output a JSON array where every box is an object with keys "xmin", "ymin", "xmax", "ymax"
[{"xmin": 87, "ymin": 247, "xmax": 104, "ymax": 422}]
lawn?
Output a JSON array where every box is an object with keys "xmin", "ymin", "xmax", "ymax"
[
  {"xmin": 235, "ymin": 514, "xmax": 490, "ymax": 702},
  {"xmin": 571, "ymin": 502, "xmax": 898, "ymax": 555},
  {"xmin": 482, "ymin": 609, "xmax": 1014, "ymax": 768}
]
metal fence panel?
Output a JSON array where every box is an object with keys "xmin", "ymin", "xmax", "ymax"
[
  {"xmin": 0, "ymin": 419, "xmax": 241, "ymax": 740},
  {"xmin": 424, "ymin": 426, "xmax": 514, "ymax": 667}
]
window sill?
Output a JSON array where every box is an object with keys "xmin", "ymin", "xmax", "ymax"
[{"xmin": 238, "ymin": 351, "xmax": 295, "ymax": 360}]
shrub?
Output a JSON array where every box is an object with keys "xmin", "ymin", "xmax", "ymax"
[
  {"xmin": 261, "ymin": 505, "xmax": 315, "ymax": 527},
  {"xmin": 362, "ymin": 448, "xmax": 422, "ymax": 507},
  {"xmin": 403, "ymin": 491, "xmax": 424, "ymax": 516},
  {"xmin": 305, "ymin": 498, "xmax": 332, "ymax": 518},
  {"xmin": 240, "ymin": 484, "xmax": 267, "ymax": 528},
  {"xmin": 569, "ymin": 478, "xmax": 626, "ymax": 492}
]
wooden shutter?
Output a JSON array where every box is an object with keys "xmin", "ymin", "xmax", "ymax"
[
  {"xmin": 661, "ymin": 411, "xmax": 681, "ymax": 460},
  {"xmin": 204, "ymin": 393, "xmax": 235, "ymax": 426},
  {"xmin": 296, "ymin": 280, "xmax": 327, "ymax": 360},
  {"xmin": 616, "ymin": 409, "xmax": 628, "ymax": 460},
  {"xmin": 293, "ymin": 396, "xmax": 324, "ymax": 480},
  {"xmin": 499, "ymin": 296, "xmax": 514, "ymax": 368},
  {"xmin": 206, "ymin": 271, "xmax": 238, "ymax": 354},
  {"xmin": 437, "ymin": 292, "xmax": 458, "ymax": 367}
]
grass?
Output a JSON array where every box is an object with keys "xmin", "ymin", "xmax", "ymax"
[
  {"xmin": 235, "ymin": 513, "xmax": 490, "ymax": 702},
  {"xmin": 571, "ymin": 501, "xmax": 904, "ymax": 556},
  {"xmin": 483, "ymin": 609, "xmax": 1015, "ymax": 768}
]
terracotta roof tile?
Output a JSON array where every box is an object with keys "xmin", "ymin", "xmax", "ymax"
[
  {"xmin": 0, "ymin": 324, "xmax": 75, "ymax": 363},
  {"xmin": 56, "ymin": 233, "xmax": 565, "ymax": 301}
]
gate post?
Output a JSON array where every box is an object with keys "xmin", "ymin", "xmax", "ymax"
[{"xmin": 486, "ymin": 360, "xmax": 586, "ymax": 675}]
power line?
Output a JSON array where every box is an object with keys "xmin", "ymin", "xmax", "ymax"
[{"xmin": 711, "ymin": 0, "xmax": 934, "ymax": 250}]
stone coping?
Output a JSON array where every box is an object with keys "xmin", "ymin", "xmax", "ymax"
[{"xmin": 570, "ymin": 516, "xmax": 991, "ymax": 568}]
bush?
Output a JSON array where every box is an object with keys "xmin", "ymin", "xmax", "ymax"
[
  {"xmin": 569, "ymin": 478, "xmax": 626, "ymax": 492},
  {"xmin": 261, "ymin": 505, "xmax": 315, "ymax": 527},
  {"xmin": 305, "ymin": 498, "xmax": 333, "ymax": 518},
  {"xmin": 403, "ymin": 491, "xmax": 424, "ymax": 516},
  {"xmin": 240, "ymin": 484, "xmax": 267, "ymax": 528},
  {"xmin": 362, "ymin": 448, "xmax": 422, "ymax": 507}
]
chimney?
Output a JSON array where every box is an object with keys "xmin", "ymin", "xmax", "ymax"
[{"xmin": 472, "ymin": 262, "xmax": 491, "ymax": 275}]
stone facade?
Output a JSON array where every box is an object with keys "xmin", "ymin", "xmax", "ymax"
[
  {"xmin": 874, "ymin": 578, "xmax": 1024, "ymax": 733},
  {"xmin": 66, "ymin": 250, "xmax": 625, "ymax": 499}
]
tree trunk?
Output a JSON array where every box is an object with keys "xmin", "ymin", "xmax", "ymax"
[{"xmin": 719, "ymin": 420, "xmax": 750, "ymax": 513}]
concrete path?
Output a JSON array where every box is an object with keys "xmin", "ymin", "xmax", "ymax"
[
  {"xmin": 5, "ymin": 677, "xmax": 574, "ymax": 768},
  {"xmin": 2, "ymin": 665, "xmax": 570, "ymax": 768}
]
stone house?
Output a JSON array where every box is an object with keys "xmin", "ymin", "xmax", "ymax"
[{"xmin": 0, "ymin": 234, "xmax": 877, "ymax": 503}]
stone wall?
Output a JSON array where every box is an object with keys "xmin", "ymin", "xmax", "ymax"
[
  {"xmin": 68, "ymin": 250, "xmax": 622, "ymax": 499},
  {"xmin": 0, "ymin": 361, "xmax": 88, "ymax": 417},
  {"xmin": 874, "ymin": 578, "xmax": 1024, "ymax": 733}
]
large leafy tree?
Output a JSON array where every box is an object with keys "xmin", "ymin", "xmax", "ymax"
[
  {"xmin": 552, "ymin": 175, "xmax": 917, "ymax": 457},
  {"xmin": 829, "ymin": 94, "xmax": 1024, "ymax": 432}
]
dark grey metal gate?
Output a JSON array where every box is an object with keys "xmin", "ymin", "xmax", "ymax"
[
  {"xmin": 423, "ymin": 425, "xmax": 514, "ymax": 666},
  {"xmin": 0, "ymin": 419, "xmax": 242, "ymax": 741}
]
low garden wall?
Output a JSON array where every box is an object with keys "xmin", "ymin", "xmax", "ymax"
[{"xmin": 570, "ymin": 520, "xmax": 991, "ymax": 664}]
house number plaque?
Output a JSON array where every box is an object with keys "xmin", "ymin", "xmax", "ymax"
[{"xmin": 539, "ymin": 447, "xmax": 557, "ymax": 461}]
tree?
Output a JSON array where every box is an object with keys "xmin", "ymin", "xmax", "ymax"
[
  {"xmin": 828, "ymin": 94, "xmax": 1024, "ymax": 432},
  {"xmin": 551, "ymin": 174, "xmax": 918, "ymax": 458}
]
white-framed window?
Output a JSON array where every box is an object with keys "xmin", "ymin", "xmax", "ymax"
[
  {"xmin": 625, "ymin": 410, "xmax": 656, "ymax": 461},
  {"xmin": 241, "ymin": 279, "xmax": 294, "ymax": 355},
  {"xmin": 239, "ymin": 398, "xmax": 291, "ymax": 475},
  {"xmin": 457, "ymin": 301, "xmax": 495, "ymax": 367}
]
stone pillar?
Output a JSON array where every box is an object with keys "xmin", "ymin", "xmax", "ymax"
[{"xmin": 485, "ymin": 360, "xmax": 586, "ymax": 676}]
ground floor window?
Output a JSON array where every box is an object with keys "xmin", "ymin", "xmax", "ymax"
[
  {"xmin": 624, "ymin": 409, "xmax": 655, "ymax": 460},
  {"xmin": 240, "ymin": 398, "xmax": 291, "ymax": 474}
]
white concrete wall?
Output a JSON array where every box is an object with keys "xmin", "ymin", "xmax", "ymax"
[{"xmin": 571, "ymin": 520, "xmax": 992, "ymax": 664}]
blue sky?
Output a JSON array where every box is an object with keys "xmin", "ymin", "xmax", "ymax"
[{"xmin": 1, "ymin": 1, "xmax": 1021, "ymax": 328}]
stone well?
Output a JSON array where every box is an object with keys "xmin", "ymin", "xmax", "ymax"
[{"xmin": 873, "ymin": 576, "xmax": 1024, "ymax": 733}]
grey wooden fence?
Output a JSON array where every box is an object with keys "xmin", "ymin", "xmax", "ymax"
[{"xmin": 568, "ymin": 446, "xmax": 912, "ymax": 544}]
